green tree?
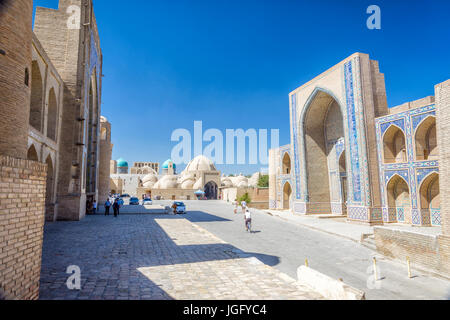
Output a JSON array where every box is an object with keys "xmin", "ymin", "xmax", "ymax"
[
  {"xmin": 238, "ymin": 192, "xmax": 251, "ymax": 204},
  {"xmin": 257, "ymin": 175, "xmax": 269, "ymax": 188}
]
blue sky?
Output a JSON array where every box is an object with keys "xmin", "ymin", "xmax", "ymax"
[{"xmin": 33, "ymin": 0, "xmax": 450, "ymax": 175}]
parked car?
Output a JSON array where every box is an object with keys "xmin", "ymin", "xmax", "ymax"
[
  {"xmin": 173, "ymin": 201, "xmax": 186, "ymax": 214},
  {"xmin": 142, "ymin": 198, "xmax": 152, "ymax": 205},
  {"xmin": 129, "ymin": 197, "xmax": 140, "ymax": 205}
]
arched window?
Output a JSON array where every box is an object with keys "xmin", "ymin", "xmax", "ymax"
[
  {"xmin": 383, "ymin": 125, "xmax": 407, "ymax": 164},
  {"xmin": 419, "ymin": 172, "xmax": 440, "ymax": 226},
  {"xmin": 47, "ymin": 88, "xmax": 58, "ymax": 141},
  {"xmin": 415, "ymin": 116, "xmax": 438, "ymax": 161},
  {"xmin": 282, "ymin": 153, "xmax": 291, "ymax": 175},
  {"xmin": 30, "ymin": 61, "xmax": 44, "ymax": 131},
  {"xmin": 283, "ymin": 182, "xmax": 292, "ymax": 210},
  {"xmin": 386, "ymin": 175, "xmax": 411, "ymax": 223},
  {"xmin": 27, "ymin": 145, "xmax": 39, "ymax": 162}
]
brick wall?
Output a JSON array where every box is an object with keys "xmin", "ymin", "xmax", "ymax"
[
  {"xmin": 436, "ymin": 79, "xmax": 450, "ymax": 236},
  {"xmin": 374, "ymin": 227, "xmax": 450, "ymax": 277},
  {"xmin": 0, "ymin": 0, "xmax": 33, "ymax": 159},
  {"xmin": 0, "ymin": 155, "xmax": 47, "ymax": 300}
]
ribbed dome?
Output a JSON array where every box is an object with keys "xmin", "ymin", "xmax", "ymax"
[
  {"xmin": 117, "ymin": 158, "xmax": 128, "ymax": 168},
  {"xmin": 154, "ymin": 175, "xmax": 178, "ymax": 189},
  {"xmin": 185, "ymin": 155, "xmax": 216, "ymax": 172},
  {"xmin": 142, "ymin": 172, "xmax": 158, "ymax": 184},
  {"xmin": 221, "ymin": 176, "xmax": 233, "ymax": 187}
]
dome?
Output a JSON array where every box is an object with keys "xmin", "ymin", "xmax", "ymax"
[
  {"xmin": 185, "ymin": 155, "xmax": 217, "ymax": 172},
  {"xmin": 193, "ymin": 177, "xmax": 204, "ymax": 190},
  {"xmin": 248, "ymin": 172, "xmax": 261, "ymax": 187},
  {"xmin": 237, "ymin": 181, "xmax": 248, "ymax": 188},
  {"xmin": 162, "ymin": 159, "xmax": 176, "ymax": 169},
  {"xmin": 143, "ymin": 180, "xmax": 157, "ymax": 189},
  {"xmin": 221, "ymin": 176, "xmax": 233, "ymax": 187},
  {"xmin": 117, "ymin": 158, "xmax": 128, "ymax": 168},
  {"xmin": 181, "ymin": 179, "xmax": 196, "ymax": 190},
  {"xmin": 142, "ymin": 172, "xmax": 158, "ymax": 184},
  {"xmin": 154, "ymin": 175, "xmax": 178, "ymax": 189}
]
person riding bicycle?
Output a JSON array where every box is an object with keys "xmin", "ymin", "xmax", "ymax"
[{"xmin": 244, "ymin": 209, "xmax": 252, "ymax": 233}]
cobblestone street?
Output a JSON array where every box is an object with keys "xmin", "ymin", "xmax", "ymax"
[{"xmin": 39, "ymin": 214, "xmax": 323, "ymax": 300}]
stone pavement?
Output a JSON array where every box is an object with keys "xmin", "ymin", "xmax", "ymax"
[{"xmin": 39, "ymin": 214, "xmax": 324, "ymax": 300}]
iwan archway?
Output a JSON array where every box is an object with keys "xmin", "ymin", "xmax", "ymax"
[{"xmin": 300, "ymin": 89, "xmax": 348, "ymax": 215}]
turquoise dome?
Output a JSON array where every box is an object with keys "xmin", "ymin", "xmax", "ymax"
[
  {"xmin": 162, "ymin": 159, "xmax": 176, "ymax": 169},
  {"xmin": 117, "ymin": 158, "xmax": 128, "ymax": 168}
]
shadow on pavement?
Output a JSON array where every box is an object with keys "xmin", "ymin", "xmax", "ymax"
[{"xmin": 39, "ymin": 214, "xmax": 279, "ymax": 300}]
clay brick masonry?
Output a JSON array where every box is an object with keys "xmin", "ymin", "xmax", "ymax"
[{"xmin": 0, "ymin": 156, "xmax": 47, "ymax": 299}]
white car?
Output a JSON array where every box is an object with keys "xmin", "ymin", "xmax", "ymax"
[{"xmin": 142, "ymin": 198, "xmax": 153, "ymax": 205}]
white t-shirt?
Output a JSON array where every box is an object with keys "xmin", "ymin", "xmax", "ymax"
[
  {"xmin": 245, "ymin": 211, "xmax": 251, "ymax": 220},
  {"xmin": 241, "ymin": 201, "xmax": 247, "ymax": 207}
]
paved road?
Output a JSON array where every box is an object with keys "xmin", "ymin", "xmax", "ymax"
[
  {"xmin": 156, "ymin": 200, "xmax": 450, "ymax": 300},
  {"xmin": 39, "ymin": 214, "xmax": 322, "ymax": 300}
]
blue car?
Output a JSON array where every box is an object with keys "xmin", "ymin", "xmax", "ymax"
[
  {"xmin": 173, "ymin": 202, "xmax": 186, "ymax": 214},
  {"xmin": 129, "ymin": 197, "xmax": 140, "ymax": 205}
]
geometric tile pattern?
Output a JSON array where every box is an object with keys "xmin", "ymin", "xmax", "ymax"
[
  {"xmin": 344, "ymin": 61, "xmax": 362, "ymax": 203},
  {"xmin": 375, "ymin": 104, "xmax": 440, "ymax": 226},
  {"xmin": 431, "ymin": 209, "xmax": 441, "ymax": 226}
]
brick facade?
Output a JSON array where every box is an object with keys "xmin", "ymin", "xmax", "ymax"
[
  {"xmin": 0, "ymin": 155, "xmax": 47, "ymax": 300},
  {"xmin": 0, "ymin": 0, "xmax": 33, "ymax": 160},
  {"xmin": 34, "ymin": 0, "xmax": 104, "ymax": 220},
  {"xmin": 99, "ymin": 117, "xmax": 112, "ymax": 204},
  {"xmin": 436, "ymin": 80, "xmax": 450, "ymax": 236}
]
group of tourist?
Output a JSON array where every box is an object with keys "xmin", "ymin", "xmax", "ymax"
[
  {"xmin": 86, "ymin": 200, "xmax": 97, "ymax": 215},
  {"xmin": 104, "ymin": 198, "xmax": 121, "ymax": 218},
  {"xmin": 234, "ymin": 200, "xmax": 252, "ymax": 233}
]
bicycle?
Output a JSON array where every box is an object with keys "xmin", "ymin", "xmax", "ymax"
[{"xmin": 245, "ymin": 218, "xmax": 252, "ymax": 233}]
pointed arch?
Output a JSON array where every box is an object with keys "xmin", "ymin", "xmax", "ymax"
[
  {"xmin": 419, "ymin": 172, "xmax": 439, "ymax": 226},
  {"xmin": 282, "ymin": 152, "xmax": 291, "ymax": 175},
  {"xmin": 415, "ymin": 115, "xmax": 437, "ymax": 161},
  {"xmin": 30, "ymin": 60, "xmax": 44, "ymax": 132},
  {"xmin": 282, "ymin": 181, "xmax": 292, "ymax": 210},
  {"xmin": 47, "ymin": 87, "xmax": 58, "ymax": 141},
  {"xmin": 299, "ymin": 87, "xmax": 346, "ymax": 213},
  {"xmin": 386, "ymin": 174, "xmax": 411, "ymax": 223},
  {"xmin": 383, "ymin": 124, "xmax": 407, "ymax": 164},
  {"xmin": 27, "ymin": 144, "xmax": 39, "ymax": 162}
]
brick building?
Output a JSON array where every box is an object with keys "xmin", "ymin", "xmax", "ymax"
[
  {"xmin": 33, "ymin": 0, "xmax": 107, "ymax": 220},
  {"xmin": 269, "ymin": 53, "xmax": 450, "ymax": 276},
  {"xmin": 0, "ymin": 0, "xmax": 109, "ymax": 299}
]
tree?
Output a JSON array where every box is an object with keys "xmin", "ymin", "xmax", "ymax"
[
  {"xmin": 257, "ymin": 175, "xmax": 269, "ymax": 188},
  {"xmin": 238, "ymin": 192, "xmax": 251, "ymax": 204}
]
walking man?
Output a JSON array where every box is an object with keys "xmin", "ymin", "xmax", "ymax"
[
  {"xmin": 113, "ymin": 199, "xmax": 120, "ymax": 218},
  {"xmin": 104, "ymin": 199, "xmax": 111, "ymax": 216},
  {"xmin": 241, "ymin": 200, "xmax": 247, "ymax": 214},
  {"xmin": 92, "ymin": 200, "xmax": 97, "ymax": 214}
]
